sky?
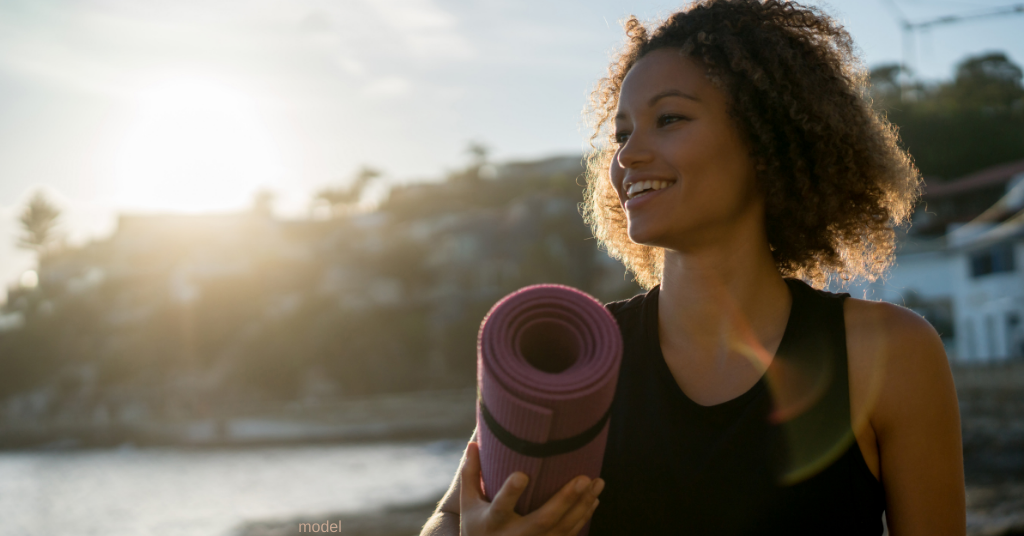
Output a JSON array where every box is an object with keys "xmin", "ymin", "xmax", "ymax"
[{"xmin": 0, "ymin": 0, "xmax": 1022, "ymax": 299}]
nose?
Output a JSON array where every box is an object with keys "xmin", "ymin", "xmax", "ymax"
[{"xmin": 614, "ymin": 131, "xmax": 653, "ymax": 170}]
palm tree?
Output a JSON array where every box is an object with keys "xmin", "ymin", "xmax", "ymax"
[
  {"xmin": 17, "ymin": 190, "xmax": 62, "ymax": 256},
  {"xmin": 314, "ymin": 166, "xmax": 381, "ymax": 218}
]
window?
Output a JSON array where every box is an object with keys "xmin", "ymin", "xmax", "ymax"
[
  {"xmin": 1007, "ymin": 312, "xmax": 1022, "ymax": 358},
  {"xmin": 970, "ymin": 242, "xmax": 1015, "ymax": 277},
  {"xmin": 985, "ymin": 314, "xmax": 998, "ymax": 359}
]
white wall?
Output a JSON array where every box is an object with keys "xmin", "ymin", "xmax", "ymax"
[
  {"xmin": 830, "ymin": 238, "xmax": 1024, "ymax": 362},
  {"xmin": 952, "ymin": 241, "xmax": 1024, "ymax": 361},
  {"xmin": 848, "ymin": 248, "xmax": 956, "ymax": 304}
]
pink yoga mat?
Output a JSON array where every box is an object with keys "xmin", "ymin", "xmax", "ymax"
[{"xmin": 476, "ymin": 284, "xmax": 622, "ymax": 531}]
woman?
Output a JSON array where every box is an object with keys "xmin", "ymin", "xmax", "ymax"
[{"xmin": 421, "ymin": 1, "xmax": 965, "ymax": 534}]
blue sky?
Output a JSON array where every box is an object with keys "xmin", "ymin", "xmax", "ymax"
[{"xmin": 0, "ymin": 0, "xmax": 1022, "ymax": 297}]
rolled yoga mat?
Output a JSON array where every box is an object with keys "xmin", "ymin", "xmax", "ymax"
[{"xmin": 476, "ymin": 284, "xmax": 622, "ymax": 529}]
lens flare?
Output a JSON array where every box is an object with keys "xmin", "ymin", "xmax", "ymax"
[{"xmin": 721, "ymin": 278, "xmax": 859, "ymax": 485}]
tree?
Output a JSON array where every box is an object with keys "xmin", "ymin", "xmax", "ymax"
[
  {"xmin": 943, "ymin": 52, "xmax": 1024, "ymax": 113},
  {"xmin": 251, "ymin": 189, "xmax": 276, "ymax": 218},
  {"xmin": 869, "ymin": 64, "xmax": 902, "ymax": 98},
  {"xmin": 17, "ymin": 190, "xmax": 62, "ymax": 256},
  {"xmin": 869, "ymin": 63, "xmax": 917, "ymax": 108},
  {"xmin": 467, "ymin": 142, "xmax": 489, "ymax": 168},
  {"xmin": 448, "ymin": 142, "xmax": 491, "ymax": 183},
  {"xmin": 313, "ymin": 166, "xmax": 381, "ymax": 218},
  {"xmin": 870, "ymin": 51, "xmax": 1024, "ymax": 180}
]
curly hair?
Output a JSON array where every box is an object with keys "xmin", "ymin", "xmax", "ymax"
[{"xmin": 581, "ymin": 0, "xmax": 921, "ymax": 290}]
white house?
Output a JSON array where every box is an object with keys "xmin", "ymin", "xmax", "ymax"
[{"xmin": 848, "ymin": 160, "xmax": 1024, "ymax": 362}]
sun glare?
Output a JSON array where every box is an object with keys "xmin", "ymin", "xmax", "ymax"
[{"xmin": 113, "ymin": 78, "xmax": 284, "ymax": 213}]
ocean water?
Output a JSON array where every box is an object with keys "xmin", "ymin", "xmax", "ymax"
[{"xmin": 0, "ymin": 440, "xmax": 464, "ymax": 536}]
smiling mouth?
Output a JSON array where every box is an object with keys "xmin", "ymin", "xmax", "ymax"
[{"xmin": 625, "ymin": 180, "xmax": 675, "ymax": 200}]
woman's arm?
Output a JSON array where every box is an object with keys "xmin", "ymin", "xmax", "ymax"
[
  {"xmin": 847, "ymin": 300, "xmax": 965, "ymax": 535},
  {"xmin": 420, "ymin": 512, "xmax": 460, "ymax": 536},
  {"xmin": 420, "ymin": 428, "xmax": 476, "ymax": 535}
]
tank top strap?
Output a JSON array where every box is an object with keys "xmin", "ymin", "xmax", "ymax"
[{"xmin": 773, "ymin": 278, "xmax": 855, "ymax": 484}]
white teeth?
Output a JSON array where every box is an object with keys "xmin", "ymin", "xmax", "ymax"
[{"xmin": 626, "ymin": 180, "xmax": 675, "ymax": 199}]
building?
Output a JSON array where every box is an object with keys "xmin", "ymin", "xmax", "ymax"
[{"xmin": 853, "ymin": 159, "xmax": 1024, "ymax": 361}]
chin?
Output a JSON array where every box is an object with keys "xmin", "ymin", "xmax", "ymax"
[{"xmin": 626, "ymin": 222, "xmax": 667, "ymax": 248}]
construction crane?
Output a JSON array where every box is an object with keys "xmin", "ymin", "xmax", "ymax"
[{"xmin": 880, "ymin": 1, "xmax": 1024, "ymax": 100}]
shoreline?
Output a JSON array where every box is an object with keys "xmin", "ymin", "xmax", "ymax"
[{"xmin": 0, "ymin": 387, "xmax": 477, "ymax": 451}]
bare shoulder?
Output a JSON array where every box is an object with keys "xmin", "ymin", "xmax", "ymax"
[
  {"xmin": 843, "ymin": 296, "xmax": 944, "ymax": 351},
  {"xmin": 841, "ymin": 296, "xmax": 957, "ymax": 437},
  {"xmin": 841, "ymin": 298, "xmax": 965, "ymax": 533}
]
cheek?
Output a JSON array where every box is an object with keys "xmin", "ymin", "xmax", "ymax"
[
  {"xmin": 608, "ymin": 156, "xmax": 626, "ymax": 194},
  {"xmin": 678, "ymin": 132, "xmax": 754, "ymax": 203}
]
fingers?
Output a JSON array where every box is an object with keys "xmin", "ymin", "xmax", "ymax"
[
  {"xmin": 525, "ymin": 475, "xmax": 596, "ymax": 531},
  {"xmin": 461, "ymin": 448, "xmax": 605, "ymax": 536},
  {"xmin": 490, "ymin": 471, "xmax": 529, "ymax": 516},
  {"xmin": 459, "ymin": 442, "xmax": 485, "ymax": 510},
  {"xmin": 568, "ymin": 498, "xmax": 600, "ymax": 536},
  {"xmin": 554, "ymin": 478, "xmax": 603, "ymax": 534}
]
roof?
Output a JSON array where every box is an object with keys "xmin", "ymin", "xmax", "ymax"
[{"xmin": 924, "ymin": 159, "xmax": 1024, "ymax": 198}]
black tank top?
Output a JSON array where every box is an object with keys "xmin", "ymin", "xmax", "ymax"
[{"xmin": 589, "ymin": 278, "xmax": 885, "ymax": 535}]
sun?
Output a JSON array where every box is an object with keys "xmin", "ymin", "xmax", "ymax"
[{"xmin": 112, "ymin": 77, "xmax": 284, "ymax": 213}]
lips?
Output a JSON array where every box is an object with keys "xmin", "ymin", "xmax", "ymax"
[
  {"xmin": 622, "ymin": 179, "xmax": 676, "ymax": 210},
  {"xmin": 625, "ymin": 179, "xmax": 674, "ymax": 200}
]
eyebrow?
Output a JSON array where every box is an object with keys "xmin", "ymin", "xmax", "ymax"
[
  {"xmin": 648, "ymin": 89, "xmax": 700, "ymax": 106},
  {"xmin": 615, "ymin": 89, "xmax": 701, "ymax": 120}
]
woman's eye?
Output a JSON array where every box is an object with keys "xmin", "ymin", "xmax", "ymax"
[
  {"xmin": 613, "ymin": 132, "xmax": 630, "ymax": 144},
  {"xmin": 657, "ymin": 114, "xmax": 686, "ymax": 127}
]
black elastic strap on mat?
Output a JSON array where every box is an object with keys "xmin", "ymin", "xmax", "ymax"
[{"xmin": 478, "ymin": 392, "xmax": 612, "ymax": 458}]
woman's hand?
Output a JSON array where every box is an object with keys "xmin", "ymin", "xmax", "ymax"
[{"xmin": 459, "ymin": 442, "xmax": 603, "ymax": 536}]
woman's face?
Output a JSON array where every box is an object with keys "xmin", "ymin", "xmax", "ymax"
[{"xmin": 610, "ymin": 48, "xmax": 761, "ymax": 251}]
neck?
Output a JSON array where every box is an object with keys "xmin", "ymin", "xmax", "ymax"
[{"xmin": 657, "ymin": 208, "xmax": 792, "ymax": 366}]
